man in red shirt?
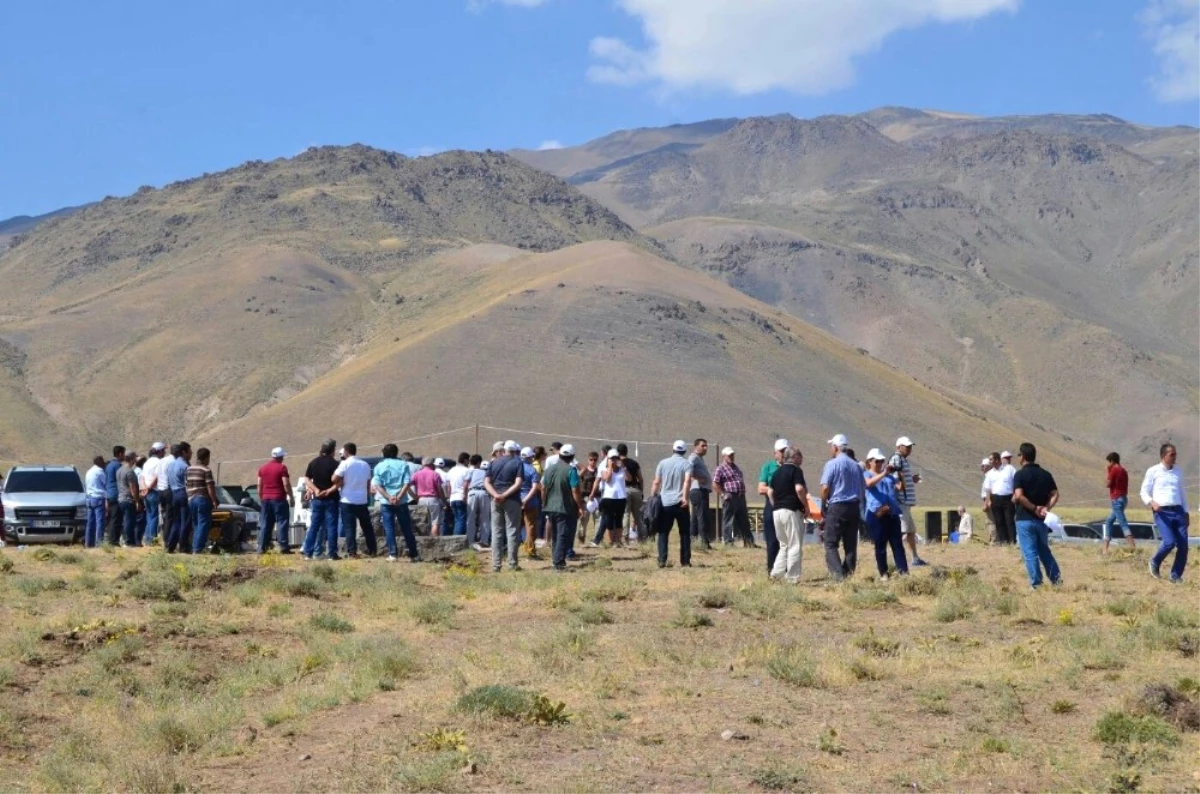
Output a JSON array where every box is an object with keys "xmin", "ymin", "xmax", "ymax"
[
  {"xmin": 1102, "ymin": 452, "xmax": 1134, "ymax": 554},
  {"xmin": 412, "ymin": 459, "xmax": 446, "ymax": 536},
  {"xmin": 257, "ymin": 447, "xmax": 295, "ymax": 554}
]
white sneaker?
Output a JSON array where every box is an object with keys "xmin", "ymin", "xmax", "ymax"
[
  {"xmin": 386, "ymin": 555, "xmax": 398, "ymax": 562},
  {"xmin": 587, "ymin": 542, "xmax": 600, "ymax": 548},
  {"xmin": 535, "ymin": 539, "xmax": 547, "ymax": 548},
  {"xmin": 472, "ymin": 543, "xmax": 486, "ymax": 552}
]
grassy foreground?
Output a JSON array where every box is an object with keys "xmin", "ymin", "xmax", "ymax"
[{"xmin": 0, "ymin": 540, "xmax": 1197, "ymax": 793}]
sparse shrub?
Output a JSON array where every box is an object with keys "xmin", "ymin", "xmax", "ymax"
[
  {"xmin": 1057, "ymin": 608, "xmax": 1076, "ymax": 626},
  {"xmin": 981, "ymin": 736, "xmax": 1011, "ymax": 753},
  {"xmin": 231, "ymin": 582, "xmax": 262, "ymax": 607},
  {"xmin": 311, "ymin": 563, "xmax": 336, "ymax": 583},
  {"xmin": 697, "ymin": 587, "xmax": 733, "ymax": 609},
  {"xmin": 932, "ymin": 592, "xmax": 972, "ymax": 623},
  {"xmin": 455, "ymin": 685, "xmax": 535, "ymax": 720},
  {"xmin": 15, "ymin": 576, "xmax": 69, "ymax": 596},
  {"xmin": 410, "ymin": 596, "xmax": 457, "ymax": 627},
  {"xmin": 844, "ymin": 586, "xmax": 899, "ymax": 609},
  {"xmin": 309, "ymin": 612, "xmax": 354, "ymax": 633},
  {"xmin": 918, "ymin": 689, "xmax": 951, "ymax": 716},
  {"xmin": 1093, "ymin": 711, "xmax": 1180, "ymax": 746},
  {"xmin": 127, "ymin": 573, "xmax": 182, "ymax": 601},
  {"xmin": 580, "ymin": 579, "xmax": 636, "ymax": 602},
  {"xmin": 764, "ymin": 645, "xmax": 821, "ymax": 688},
  {"xmin": 1051, "ymin": 700, "xmax": 1077, "ymax": 714},
  {"xmin": 340, "ymin": 635, "xmax": 418, "ymax": 691},
  {"xmin": 817, "ymin": 725, "xmax": 844, "ymax": 755},
  {"xmin": 1104, "ymin": 597, "xmax": 1145, "ymax": 617},
  {"xmin": 1154, "ymin": 605, "xmax": 1198, "ymax": 629},
  {"xmin": 854, "ymin": 628, "xmax": 900, "ymax": 657},
  {"xmin": 278, "ymin": 573, "xmax": 325, "ymax": 599},
  {"xmin": 568, "ymin": 602, "xmax": 613, "ymax": 626},
  {"xmin": 751, "ymin": 763, "xmax": 810, "ymax": 791},
  {"xmin": 1177, "ymin": 677, "xmax": 1200, "ymax": 695},
  {"xmin": 992, "ymin": 593, "xmax": 1019, "ymax": 616},
  {"xmin": 893, "ymin": 576, "xmax": 939, "ymax": 597},
  {"xmin": 0, "ymin": 554, "xmax": 12, "ymax": 573},
  {"xmin": 1127, "ymin": 684, "xmax": 1200, "ymax": 731},
  {"xmin": 30, "ymin": 547, "xmax": 57, "ymax": 562},
  {"xmin": 527, "ymin": 694, "xmax": 571, "ymax": 726},
  {"xmin": 671, "ymin": 606, "xmax": 713, "ymax": 629},
  {"xmin": 848, "ymin": 658, "xmax": 884, "ymax": 681},
  {"xmin": 415, "ymin": 727, "xmax": 468, "ymax": 753},
  {"xmin": 267, "ymin": 602, "xmax": 292, "ymax": 618},
  {"xmin": 57, "ymin": 552, "xmax": 82, "ymax": 565}
]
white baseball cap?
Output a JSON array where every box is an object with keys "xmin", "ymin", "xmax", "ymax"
[
  {"xmin": 827, "ymin": 433, "xmax": 849, "ymax": 448},
  {"xmin": 774, "ymin": 438, "xmax": 790, "ymax": 452},
  {"xmin": 434, "ymin": 457, "xmax": 446, "ymax": 468},
  {"xmin": 150, "ymin": 441, "xmax": 166, "ymax": 452},
  {"xmin": 271, "ymin": 446, "xmax": 286, "ymax": 458},
  {"xmin": 560, "ymin": 444, "xmax": 576, "ymax": 457},
  {"xmin": 672, "ymin": 440, "xmax": 687, "ymax": 453},
  {"xmin": 896, "ymin": 436, "xmax": 914, "ymax": 448},
  {"xmin": 480, "ymin": 461, "xmax": 490, "ymax": 470},
  {"xmin": 505, "ymin": 440, "xmax": 520, "ymax": 452},
  {"xmin": 981, "ymin": 457, "xmax": 991, "ymax": 467},
  {"xmin": 492, "ymin": 441, "xmax": 504, "ymax": 452},
  {"xmin": 521, "ymin": 446, "xmax": 534, "ymax": 459},
  {"xmin": 721, "ymin": 447, "xmax": 735, "ymax": 456},
  {"xmin": 606, "ymin": 449, "xmax": 620, "ymax": 459},
  {"xmin": 866, "ymin": 448, "xmax": 887, "ymax": 461},
  {"xmin": 1001, "ymin": 450, "xmax": 1012, "ymax": 459}
]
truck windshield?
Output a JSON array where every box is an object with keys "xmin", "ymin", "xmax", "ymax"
[{"xmin": 4, "ymin": 470, "xmax": 84, "ymax": 493}]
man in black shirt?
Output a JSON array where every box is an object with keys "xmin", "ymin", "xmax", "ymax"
[
  {"xmin": 485, "ymin": 441, "xmax": 525, "ymax": 573},
  {"xmin": 302, "ymin": 439, "xmax": 340, "ymax": 560},
  {"xmin": 767, "ymin": 447, "xmax": 809, "ymax": 583},
  {"xmin": 1011, "ymin": 442, "xmax": 1061, "ymax": 588}
]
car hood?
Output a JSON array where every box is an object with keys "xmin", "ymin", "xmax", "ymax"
[
  {"xmin": 2, "ymin": 492, "xmax": 85, "ymax": 508},
  {"xmin": 218, "ymin": 504, "xmax": 258, "ymax": 521}
]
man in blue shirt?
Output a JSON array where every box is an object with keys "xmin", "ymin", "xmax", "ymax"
[
  {"xmin": 165, "ymin": 442, "xmax": 192, "ymax": 553},
  {"xmin": 485, "ymin": 441, "xmax": 526, "ymax": 573},
  {"xmin": 372, "ymin": 443, "xmax": 421, "ymax": 562},
  {"xmin": 819, "ymin": 433, "xmax": 865, "ymax": 582},
  {"xmin": 103, "ymin": 445, "xmax": 125, "ymax": 545}
]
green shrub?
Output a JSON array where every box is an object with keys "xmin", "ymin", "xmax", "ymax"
[
  {"xmin": 567, "ymin": 602, "xmax": 614, "ymax": 626},
  {"xmin": 309, "ymin": 612, "xmax": 354, "ymax": 633},
  {"xmin": 454, "ymin": 685, "xmax": 535, "ymax": 720},
  {"xmin": 981, "ymin": 736, "xmax": 1011, "ymax": 753},
  {"xmin": 854, "ymin": 628, "xmax": 900, "ymax": 658},
  {"xmin": 278, "ymin": 574, "xmax": 325, "ymax": 599},
  {"xmin": 765, "ymin": 645, "xmax": 821, "ymax": 688},
  {"xmin": 844, "ymin": 586, "xmax": 899, "ymax": 609},
  {"xmin": 671, "ymin": 607, "xmax": 714, "ymax": 629},
  {"xmin": 580, "ymin": 580, "xmax": 636, "ymax": 602},
  {"xmin": 893, "ymin": 576, "xmax": 939, "ymax": 597},
  {"xmin": 697, "ymin": 587, "xmax": 734, "ymax": 609},
  {"xmin": 30, "ymin": 547, "xmax": 57, "ymax": 562},
  {"xmin": 310, "ymin": 563, "xmax": 336, "ymax": 583},
  {"xmin": 932, "ymin": 593, "xmax": 972, "ymax": 623},
  {"xmin": 1155, "ymin": 605, "xmax": 1199, "ymax": 629},
  {"xmin": 0, "ymin": 554, "xmax": 13, "ymax": 573},
  {"xmin": 1093, "ymin": 711, "xmax": 1180, "ymax": 746},
  {"xmin": 751, "ymin": 764, "xmax": 810, "ymax": 792},
  {"xmin": 127, "ymin": 573, "xmax": 182, "ymax": 601},
  {"xmin": 15, "ymin": 576, "xmax": 68, "ymax": 596},
  {"xmin": 1051, "ymin": 700, "xmax": 1077, "ymax": 714},
  {"xmin": 410, "ymin": 596, "xmax": 457, "ymax": 627}
]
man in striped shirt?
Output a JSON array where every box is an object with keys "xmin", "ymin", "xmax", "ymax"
[
  {"xmin": 889, "ymin": 436, "xmax": 927, "ymax": 566},
  {"xmin": 185, "ymin": 447, "xmax": 218, "ymax": 555},
  {"xmin": 713, "ymin": 447, "xmax": 755, "ymax": 547}
]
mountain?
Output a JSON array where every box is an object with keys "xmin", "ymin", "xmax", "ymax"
[
  {"xmin": 0, "ymin": 204, "xmax": 87, "ymax": 247},
  {"xmin": 511, "ymin": 110, "xmax": 1199, "ymax": 457}
]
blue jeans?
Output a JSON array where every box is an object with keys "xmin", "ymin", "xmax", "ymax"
[
  {"xmin": 258, "ymin": 498, "xmax": 291, "ymax": 553},
  {"xmin": 450, "ymin": 500, "xmax": 468, "ymax": 536},
  {"xmin": 302, "ymin": 497, "xmax": 338, "ymax": 558},
  {"xmin": 85, "ymin": 497, "xmax": 106, "ymax": 547},
  {"xmin": 142, "ymin": 489, "xmax": 160, "ymax": 543},
  {"xmin": 1102, "ymin": 496, "xmax": 1130, "ymax": 540},
  {"xmin": 1016, "ymin": 519, "xmax": 1061, "ymax": 588},
  {"xmin": 340, "ymin": 503, "xmax": 376, "ymax": 556},
  {"xmin": 1151, "ymin": 506, "xmax": 1190, "ymax": 581},
  {"xmin": 166, "ymin": 489, "xmax": 190, "ymax": 552},
  {"xmin": 189, "ymin": 496, "xmax": 213, "ymax": 554},
  {"xmin": 380, "ymin": 502, "xmax": 420, "ymax": 559},
  {"xmin": 866, "ymin": 511, "xmax": 908, "ymax": 576},
  {"xmin": 119, "ymin": 502, "xmax": 140, "ymax": 547}
]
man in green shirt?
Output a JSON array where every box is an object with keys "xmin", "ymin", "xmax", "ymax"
[
  {"xmin": 758, "ymin": 439, "xmax": 788, "ymax": 574},
  {"xmin": 543, "ymin": 444, "xmax": 583, "ymax": 571},
  {"xmin": 372, "ymin": 444, "xmax": 420, "ymax": 562}
]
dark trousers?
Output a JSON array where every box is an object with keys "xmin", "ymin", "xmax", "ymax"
[
  {"xmin": 548, "ymin": 511, "xmax": 576, "ymax": 568},
  {"xmin": 593, "ymin": 498, "xmax": 627, "ymax": 544},
  {"xmin": 824, "ymin": 500, "xmax": 860, "ymax": 580},
  {"xmin": 258, "ymin": 498, "xmax": 291, "ymax": 552},
  {"xmin": 721, "ymin": 492, "xmax": 753, "ymax": 543},
  {"xmin": 763, "ymin": 500, "xmax": 779, "ymax": 573},
  {"xmin": 991, "ymin": 494, "xmax": 1016, "ymax": 544},
  {"xmin": 119, "ymin": 502, "xmax": 140, "ymax": 547},
  {"xmin": 689, "ymin": 488, "xmax": 712, "ymax": 546},
  {"xmin": 380, "ymin": 502, "xmax": 420, "ymax": 559},
  {"xmin": 340, "ymin": 503, "xmax": 376, "ymax": 556},
  {"xmin": 866, "ymin": 511, "xmax": 908, "ymax": 576},
  {"xmin": 165, "ymin": 489, "xmax": 190, "ymax": 552},
  {"xmin": 105, "ymin": 498, "xmax": 121, "ymax": 544},
  {"xmin": 656, "ymin": 501, "xmax": 691, "ymax": 566}
]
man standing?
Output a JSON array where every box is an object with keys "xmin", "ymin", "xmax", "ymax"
[
  {"xmin": 983, "ymin": 451, "xmax": 1017, "ymax": 545},
  {"xmin": 889, "ymin": 437, "xmax": 927, "ymax": 566},
  {"xmin": 758, "ymin": 440, "xmax": 788, "ymax": 573},
  {"xmin": 302, "ymin": 440, "xmax": 340, "ymax": 560},
  {"xmin": 257, "ymin": 447, "xmax": 294, "ymax": 554},
  {"xmin": 447, "ymin": 453, "xmax": 472, "ymax": 537},
  {"xmin": 186, "ymin": 447, "xmax": 218, "ymax": 554},
  {"xmin": 104, "ymin": 445, "xmax": 126, "ymax": 545},
  {"xmin": 819, "ymin": 433, "xmax": 863, "ymax": 582},
  {"xmin": 372, "ymin": 443, "xmax": 421, "ymax": 562},
  {"xmin": 413, "ymin": 458, "xmax": 446, "ymax": 537},
  {"xmin": 84, "ymin": 455, "xmax": 107, "ymax": 548},
  {"xmin": 619, "ymin": 443, "xmax": 645, "ymax": 542},
  {"xmin": 156, "ymin": 443, "xmax": 175, "ymax": 542},
  {"xmin": 543, "ymin": 444, "xmax": 583, "ymax": 571},
  {"xmin": 578, "ymin": 452, "xmax": 599, "ymax": 544},
  {"xmin": 333, "ymin": 443, "xmax": 376, "ymax": 558},
  {"xmin": 980, "ymin": 457, "xmax": 997, "ymax": 543},
  {"xmin": 1011, "ymin": 442, "xmax": 1062, "ymax": 589},
  {"xmin": 1141, "ymin": 443, "xmax": 1190, "ymax": 583},
  {"xmin": 651, "ymin": 440, "xmax": 694, "ymax": 568},
  {"xmin": 165, "ymin": 443, "xmax": 191, "ymax": 553},
  {"xmin": 140, "ymin": 442, "xmax": 165, "ymax": 545},
  {"xmin": 688, "ymin": 439, "xmax": 713, "ymax": 550},
  {"xmin": 713, "ymin": 447, "xmax": 755, "ymax": 547},
  {"xmin": 116, "ymin": 451, "xmax": 142, "ymax": 547},
  {"xmin": 768, "ymin": 446, "xmax": 809, "ymax": 583},
  {"xmin": 485, "ymin": 441, "xmax": 525, "ymax": 572},
  {"xmin": 1103, "ymin": 452, "xmax": 1136, "ymax": 554},
  {"xmin": 466, "ymin": 455, "xmax": 491, "ymax": 550},
  {"xmin": 519, "ymin": 447, "xmax": 543, "ymax": 558}
]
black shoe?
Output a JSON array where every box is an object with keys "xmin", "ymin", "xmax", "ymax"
[
  {"xmin": 658, "ymin": 561, "xmax": 672, "ymax": 569},
  {"xmin": 681, "ymin": 562, "xmax": 692, "ymax": 567},
  {"xmin": 279, "ymin": 548, "xmax": 293, "ymax": 555},
  {"xmin": 328, "ymin": 554, "xmax": 342, "ymax": 561}
]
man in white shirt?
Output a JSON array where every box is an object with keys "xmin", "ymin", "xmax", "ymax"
[
  {"xmin": 332, "ymin": 442, "xmax": 376, "ymax": 558},
  {"xmin": 983, "ymin": 451, "xmax": 1017, "ymax": 545},
  {"xmin": 156, "ymin": 443, "xmax": 175, "ymax": 541},
  {"xmin": 956, "ymin": 505, "xmax": 974, "ymax": 541},
  {"xmin": 980, "ymin": 457, "xmax": 997, "ymax": 543},
  {"xmin": 84, "ymin": 455, "xmax": 107, "ymax": 548},
  {"xmin": 140, "ymin": 443, "xmax": 166, "ymax": 545},
  {"xmin": 447, "ymin": 453, "xmax": 472, "ymax": 536},
  {"xmin": 1141, "ymin": 443, "xmax": 1190, "ymax": 583}
]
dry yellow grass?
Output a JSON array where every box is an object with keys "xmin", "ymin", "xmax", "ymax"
[{"xmin": 0, "ymin": 539, "xmax": 1197, "ymax": 793}]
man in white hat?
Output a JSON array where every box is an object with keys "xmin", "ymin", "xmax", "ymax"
[
  {"xmin": 543, "ymin": 444, "xmax": 583, "ymax": 571},
  {"xmin": 485, "ymin": 441, "xmax": 526, "ymax": 572},
  {"xmin": 651, "ymin": 440, "xmax": 695, "ymax": 568},
  {"xmin": 257, "ymin": 446, "xmax": 295, "ymax": 553},
  {"xmin": 757, "ymin": 439, "xmax": 790, "ymax": 573},
  {"xmin": 519, "ymin": 446, "xmax": 544, "ymax": 558},
  {"xmin": 139, "ymin": 442, "xmax": 166, "ymax": 545},
  {"xmin": 819, "ymin": 433, "xmax": 864, "ymax": 581},
  {"xmin": 979, "ymin": 457, "xmax": 996, "ymax": 543},
  {"xmin": 983, "ymin": 450, "xmax": 1017, "ymax": 544},
  {"xmin": 889, "ymin": 436, "xmax": 927, "ymax": 566},
  {"xmin": 712, "ymin": 447, "xmax": 755, "ymax": 547}
]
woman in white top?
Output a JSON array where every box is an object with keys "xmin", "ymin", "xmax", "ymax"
[{"xmin": 590, "ymin": 450, "xmax": 628, "ymax": 547}]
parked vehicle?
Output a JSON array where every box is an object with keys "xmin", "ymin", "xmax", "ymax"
[
  {"xmin": 1052, "ymin": 520, "xmax": 1199, "ymax": 547},
  {"xmin": 1, "ymin": 465, "xmax": 87, "ymax": 544}
]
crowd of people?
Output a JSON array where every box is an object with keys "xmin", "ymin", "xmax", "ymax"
[{"xmin": 76, "ymin": 433, "xmax": 1191, "ymax": 588}]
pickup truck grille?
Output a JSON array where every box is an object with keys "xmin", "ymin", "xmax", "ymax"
[{"xmin": 14, "ymin": 507, "xmax": 77, "ymax": 520}]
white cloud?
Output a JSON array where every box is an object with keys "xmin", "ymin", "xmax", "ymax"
[
  {"xmin": 1139, "ymin": 0, "xmax": 1200, "ymax": 102},
  {"xmin": 585, "ymin": 0, "xmax": 1019, "ymax": 95},
  {"xmin": 537, "ymin": 139, "xmax": 565, "ymax": 150}
]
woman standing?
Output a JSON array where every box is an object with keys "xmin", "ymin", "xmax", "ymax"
[
  {"xmin": 591, "ymin": 449, "xmax": 628, "ymax": 547},
  {"xmin": 863, "ymin": 449, "xmax": 908, "ymax": 578}
]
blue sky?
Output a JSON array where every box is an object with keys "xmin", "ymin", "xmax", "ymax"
[{"xmin": 1, "ymin": 0, "xmax": 1197, "ymax": 218}]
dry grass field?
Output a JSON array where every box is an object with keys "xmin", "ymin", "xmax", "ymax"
[{"xmin": 0, "ymin": 536, "xmax": 1197, "ymax": 794}]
